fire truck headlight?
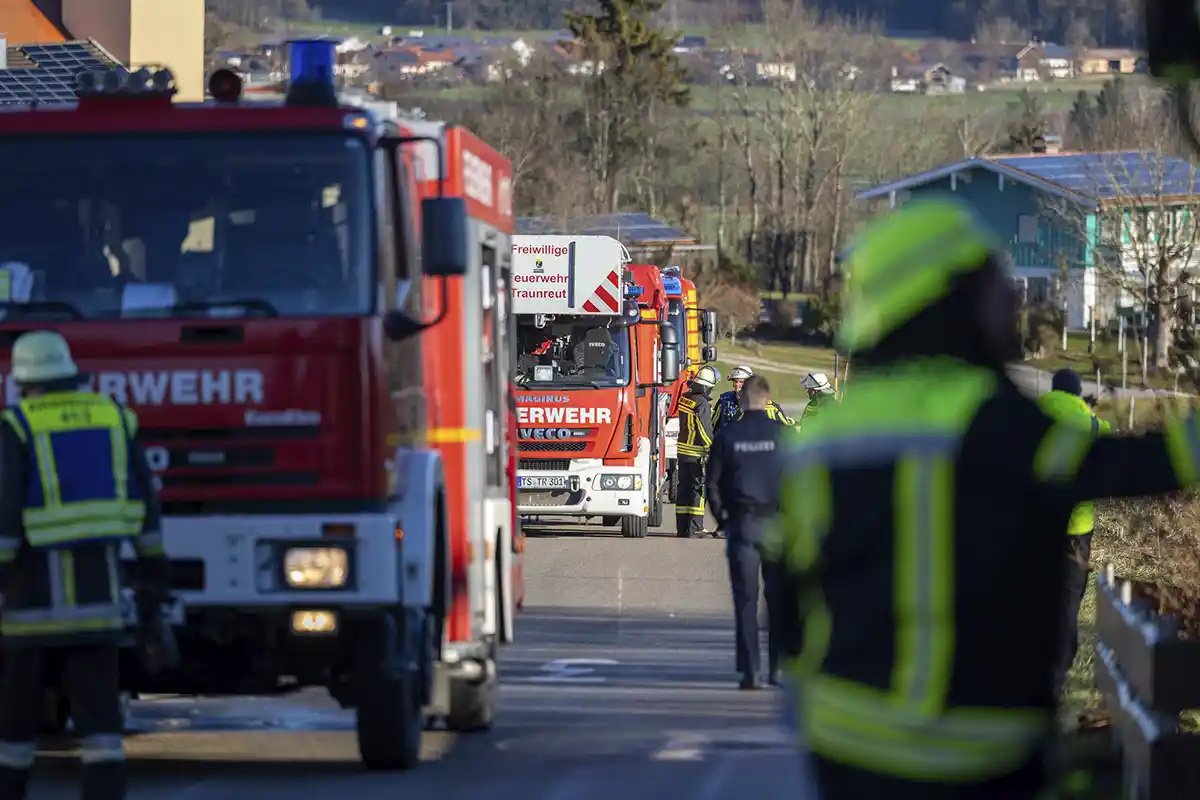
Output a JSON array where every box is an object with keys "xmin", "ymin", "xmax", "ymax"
[
  {"xmin": 598, "ymin": 474, "xmax": 640, "ymax": 491},
  {"xmin": 284, "ymin": 547, "xmax": 349, "ymax": 588}
]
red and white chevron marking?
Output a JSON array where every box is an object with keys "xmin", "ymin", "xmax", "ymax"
[{"xmin": 582, "ymin": 270, "xmax": 621, "ymax": 313}]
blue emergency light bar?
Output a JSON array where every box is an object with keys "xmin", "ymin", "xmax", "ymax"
[
  {"xmin": 289, "ymin": 39, "xmax": 336, "ymax": 87},
  {"xmin": 662, "ymin": 276, "xmax": 682, "ymax": 295},
  {"xmin": 625, "ymin": 285, "xmax": 644, "ymax": 297}
]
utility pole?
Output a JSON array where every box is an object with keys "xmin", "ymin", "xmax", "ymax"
[{"xmin": 445, "ymin": 2, "xmax": 453, "ymax": 33}]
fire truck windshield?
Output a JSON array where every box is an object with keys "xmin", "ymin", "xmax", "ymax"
[
  {"xmin": 0, "ymin": 133, "xmax": 372, "ymax": 319},
  {"xmin": 514, "ymin": 319, "xmax": 631, "ymax": 389}
]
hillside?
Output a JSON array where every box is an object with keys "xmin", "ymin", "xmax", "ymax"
[{"xmin": 308, "ymin": 0, "xmax": 1143, "ymax": 45}]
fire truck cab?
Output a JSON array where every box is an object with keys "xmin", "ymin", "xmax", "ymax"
[{"xmin": 0, "ymin": 41, "xmax": 510, "ymax": 771}]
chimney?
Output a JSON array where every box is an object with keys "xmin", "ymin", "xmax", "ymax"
[{"xmin": 61, "ymin": 0, "xmax": 204, "ymax": 101}]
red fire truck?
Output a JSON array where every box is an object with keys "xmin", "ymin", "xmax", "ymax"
[
  {"xmin": 511, "ymin": 237, "xmax": 680, "ymax": 537},
  {"xmin": 0, "ymin": 42, "xmax": 517, "ymax": 770}
]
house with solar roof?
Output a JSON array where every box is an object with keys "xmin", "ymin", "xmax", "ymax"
[
  {"xmin": 0, "ymin": 0, "xmax": 204, "ymax": 101},
  {"xmin": 856, "ymin": 152, "xmax": 1200, "ymax": 330}
]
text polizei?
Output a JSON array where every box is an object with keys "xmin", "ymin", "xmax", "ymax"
[
  {"xmin": 733, "ymin": 440, "xmax": 776, "ymax": 453},
  {"xmin": 517, "ymin": 406, "xmax": 612, "ymax": 425},
  {"xmin": 0, "ymin": 369, "xmax": 265, "ymax": 406}
]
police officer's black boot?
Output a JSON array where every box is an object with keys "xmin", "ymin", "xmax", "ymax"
[
  {"xmin": 0, "ymin": 766, "xmax": 30, "ymax": 800},
  {"xmin": 81, "ymin": 761, "xmax": 126, "ymax": 800}
]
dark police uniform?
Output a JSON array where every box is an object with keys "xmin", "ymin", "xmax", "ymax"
[
  {"xmin": 0, "ymin": 390, "xmax": 166, "ymax": 800},
  {"xmin": 713, "ymin": 389, "xmax": 741, "ymax": 433},
  {"xmin": 706, "ymin": 409, "xmax": 789, "ymax": 686},
  {"xmin": 675, "ymin": 383, "xmax": 713, "ymax": 538}
]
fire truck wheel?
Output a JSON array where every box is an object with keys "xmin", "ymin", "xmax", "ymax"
[
  {"xmin": 648, "ymin": 479, "xmax": 664, "ymax": 528},
  {"xmin": 620, "ymin": 515, "xmax": 649, "ymax": 538},
  {"xmin": 354, "ymin": 609, "xmax": 428, "ymax": 771}
]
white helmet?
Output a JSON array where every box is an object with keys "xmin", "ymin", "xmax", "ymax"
[
  {"xmin": 12, "ymin": 330, "xmax": 79, "ymax": 384},
  {"xmin": 801, "ymin": 372, "xmax": 834, "ymax": 395},
  {"xmin": 693, "ymin": 365, "xmax": 719, "ymax": 388},
  {"xmin": 728, "ymin": 365, "xmax": 753, "ymax": 382}
]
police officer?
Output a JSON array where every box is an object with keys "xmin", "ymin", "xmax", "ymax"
[
  {"xmin": 798, "ymin": 371, "xmax": 836, "ymax": 428},
  {"xmin": 765, "ymin": 197, "xmax": 1200, "ymax": 799},
  {"xmin": 0, "ymin": 331, "xmax": 169, "ymax": 800},
  {"xmin": 706, "ymin": 374, "xmax": 788, "ymax": 689},
  {"xmin": 1040, "ymin": 368, "xmax": 1111, "ymax": 699},
  {"xmin": 713, "ymin": 365, "xmax": 753, "ymax": 432},
  {"xmin": 676, "ymin": 365, "xmax": 717, "ymax": 539}
]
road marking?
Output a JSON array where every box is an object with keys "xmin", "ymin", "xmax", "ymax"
[
  {"xmin": 652, "ymin": 732, "xmax": 707, "ymax": 761},
  {"xmin": 514, "ymin": 658, "xmax": 619, "ymax": 684}
]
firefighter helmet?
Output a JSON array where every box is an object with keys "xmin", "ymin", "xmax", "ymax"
[
  {"xmin": 801, "ymin": 372, "xmax": 834, "ymax": 395},
  {"xmin": 728, "ymin": 365, "xmax": 754, "ymax": 382},
  {"xmin": 693, "ymin": 365, "xmax": 719, "ymax": 388},
  {"xmin": 838, "ymin": 197, "xmax": 999, "ymax": 353},
  {"xmin": 11, "ymin": 330, "xmax": 79, "ymax": 384}
]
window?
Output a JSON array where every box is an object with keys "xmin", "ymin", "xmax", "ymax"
[
  {"xmin": 0, "ymin": 133, "xmax": 373, "ymax": 319},
  {"xmin": 1027, "ymin": 277, "xmax": 1050, "ymax": 304},
  {"xmin": 515, "ymin": 320, "xmax": 632, "ymax": 389},
  {"xmin": 1017, "ymin": 214, "xmax": 1039, "ymax": 244}
]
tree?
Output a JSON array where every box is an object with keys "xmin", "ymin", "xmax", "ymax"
[
  {"xmin": 1002, "ymin": 90, "xmax": 1047, "ymax": 153},
  {"xmin": 564, "ymin": 0, "xmax": 690, "ymax": 212},
  {"xmin": 1043, "ymin": 142, "xmax": 1200, "ymax": 373}
]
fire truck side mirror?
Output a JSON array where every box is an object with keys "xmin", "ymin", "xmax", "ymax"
[
  {"xmin": 701, "ymin": 345, "xmax": 717, "ymax": 363},
  {"xmin": 421, "ymin": 197, "xmax": 469, "ymax": 276},
  {"xmin": 699, "ymin": 309, "xmax": 717, "ymax": 345},
  {"xmin": 659, "ymin": 322, "xmax": 681, "ymax": 384}
]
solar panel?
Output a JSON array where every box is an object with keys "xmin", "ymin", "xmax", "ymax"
[
  {"xmin": 992, "ymin": 153, "xmax": 1200, "ymax": 199},
  {"xmin": 0, "ymin": 41, "xmax": 125, "ymax": 106},
  {"xmin": 516, "ymin": 214, "xmax": 696, "ymax": 244}
]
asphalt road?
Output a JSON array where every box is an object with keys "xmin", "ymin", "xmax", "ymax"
[{"xmin": 27, "ymin": 509, "xmax": 814, "ymax": 799}]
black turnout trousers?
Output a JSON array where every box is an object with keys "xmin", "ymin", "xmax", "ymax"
[
  {"xmin": 675, "ymin": 457, "xmax": 707, "ymax": 537},
  {"xmin": 813, "ymin": 753, "xmax": 1050, "ymax": 800},
  {"xmin": 0, "ymin": 644, "xmax": 126, "ymax": 800}
]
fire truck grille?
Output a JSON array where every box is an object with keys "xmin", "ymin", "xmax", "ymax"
[
  {"xmin": 519, "ymin": 458, "xmax": 571, "ymax": 471},
  {"xmin": 519, "ymin": 441, "xmax": 587, "ymax": 453}
]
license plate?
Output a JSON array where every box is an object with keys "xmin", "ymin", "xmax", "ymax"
[
  {"xmin": 518, "ymin": 475, "xmax": 568, "ymax": 490},
  {"xmin": 120, "ymin": 589, "xmax": 185, "ymax": 627}
]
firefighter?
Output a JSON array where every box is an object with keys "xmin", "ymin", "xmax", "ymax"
[
  {"xmin": 1040, "ymin": 368, "xmax": 1111, "ymax": 699},
  {"xmin": 713, "ymin": 365, "xmax": 753, "ymax": 432},
  {"xmin": 798, "ymin": 371, "xmax": 836, "ymax": 428},
  {"xmin": 0, "ymin": 330, "xmax": 171, "ymax": 800},
  {"xmin": 765, "ymin": 197, "xmax": 1200, "ymax": 799},
  {"xmin": 676, "ymin": 365, "xmax": 717, "ymax": 539},
  {"xmin": 706, "ymin": 374, "xmax": 788, "ymax": 689}
]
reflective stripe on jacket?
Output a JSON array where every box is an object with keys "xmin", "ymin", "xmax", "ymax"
[
  {"xmin": 3, "ymin": 392, "xmax": 145, "ymax": 548},
  {"xmin": 764, "ymin": 359, "xmax": 1199, "ymax": 783},
  {"xmin": 1038, "ymin": 391, "xmax": 1111, "ymax": 535},
  {"xmin": 677, "ymin": 394, "xmax": 713, "ymax": 459},
  {"xmin": 0, "ymin": 391, "xmax": 159, "ymax": 643}
]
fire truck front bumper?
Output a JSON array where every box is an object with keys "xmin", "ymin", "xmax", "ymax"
[
  {"xmin": 517, "ymin": 462, "xmax": 650, "ymax": 517},
  {"xmin": 144, "ymin": 513, "xmax": 408, "ymax": 611}
]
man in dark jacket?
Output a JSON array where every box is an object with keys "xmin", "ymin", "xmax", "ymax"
[
  {"xmin": 676, "ymin": 365, "xmax": 717, "ymax": 539},
  {"xmin": 765, "ymin": 197, "xmax": 1200, "ymax": 799},
  {"xmin": 707, "ymin": 374, "xmax": 790, "ymax": 689},
  {"xmin": 0, "ymin": 331, "xmax": 169, "ymax": 800}
]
